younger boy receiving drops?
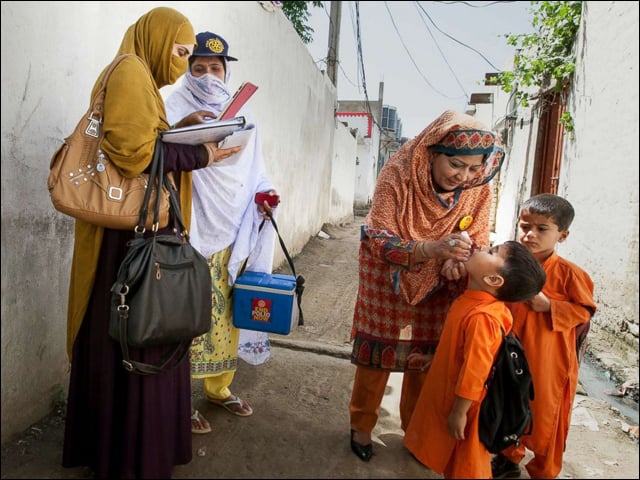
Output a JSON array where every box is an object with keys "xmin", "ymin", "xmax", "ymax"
[{"xmin": 404, "ymin": 241, "xmax": 546, "ymax": 478}]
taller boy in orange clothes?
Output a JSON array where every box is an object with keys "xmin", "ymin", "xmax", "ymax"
[
  {"xmin": 404, "ymin": 241, "xmax": 546, "ymax": 479},
  {"xmin": 491, "ymin": 194, "xmax": 596, "ymax": 479}
]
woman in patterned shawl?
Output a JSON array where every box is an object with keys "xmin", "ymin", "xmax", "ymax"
[{"xmin": 349, "ymin": 109, "xmax": 505, "ymax": 462}]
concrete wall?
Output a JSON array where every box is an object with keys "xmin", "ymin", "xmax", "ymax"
[
  {"xmin": 493, "ymin": 2, "xmax": 639, "ymax": 360},
  {"xmin": 561, "ymin": 1, "xmax": 639, "ymax": 351},
  {"xmin": 354, "ymin": 133, "xmax": 378, "ymax": 209},
  {"xmin": 0, "ymin": 1, "xmax": 357, "ymax": 442},
  {"xmin": 492, "ymin": 87, "xmax": 538, "ymax": 245},
  {"xmin": 328, "ymin": 124, "xmax": 357, "ymax": 224},
  {"xmin": 338, "ymin": 96, "xmax": 383, "ymax": 209}
]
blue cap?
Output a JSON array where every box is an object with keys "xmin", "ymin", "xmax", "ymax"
[{"xmin": 193, "ymin": 32, "xmax": 238, "ymax": 61}]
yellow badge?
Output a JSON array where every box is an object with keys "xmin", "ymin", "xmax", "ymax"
[
  {"xmin": 458, "ymin": 215, "xmax": 473, "ymax": 231},
  {"xmin": 206, "ymin": 38, "xmax": 225, "ymax": 54}
]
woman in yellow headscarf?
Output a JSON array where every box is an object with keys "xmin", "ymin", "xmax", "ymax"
[{"xmin": 61, "ymin": 7, "xmax": 239, "ymax": 478}]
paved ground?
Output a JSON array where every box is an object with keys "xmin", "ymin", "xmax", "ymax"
[{"xmin": 1, "ymin": 216, "xmax": 638, "ymax": 479}]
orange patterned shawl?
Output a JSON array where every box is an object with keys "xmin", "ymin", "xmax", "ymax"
[{"xmin": 366, "ymin": 110, "xmax": 504, "ymax": 305}]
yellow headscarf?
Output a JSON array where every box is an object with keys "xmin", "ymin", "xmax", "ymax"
[{"xmin": 66, "ymin": 8, "xmax": 195, "ymax": 359}]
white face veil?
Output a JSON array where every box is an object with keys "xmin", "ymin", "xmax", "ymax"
[
  {"xmin": 178, "ymin": 57, "xmax": 232, "ymax": 115},
  {"xmin": 184, "ymin": 72, "xmax": 231, "ymax": 107}
]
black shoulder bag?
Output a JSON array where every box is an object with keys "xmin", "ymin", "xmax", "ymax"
[{"xmin": 109, "ymin": 138, "xmax": 212, "ymax": 375}]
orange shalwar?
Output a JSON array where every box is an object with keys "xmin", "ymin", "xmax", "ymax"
[
  {"xmin": 404, "ymin": 290, "xmax": 513, "ymax": 479},
  {"xmin": 503, "ymin": 252, "xmax": 595, "ymax": 478}
]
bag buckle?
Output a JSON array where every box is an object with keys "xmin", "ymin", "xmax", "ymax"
[
  {"xmin": 122, "ymin": 360, "xmax": 134, "ymax": 372},
  {"xmin": 85, "ymin": 113, "xmax": 102, "ymax": 138},
  {"xmin": 108, "ymin": 186, "xmax": 123, "ymax": 201}
]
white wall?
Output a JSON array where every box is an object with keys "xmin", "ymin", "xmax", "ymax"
[
  {"xmin": 493, "ymin": 2, "xmax": 639, "ymax": 359},
  {"xmin": 354, "ymin": 134, "xmax": 378, "ymax": 209},
  {"xmin": 329, "ymin": 125, "xmax": 358, "ymax": 224},
  {"xmin": 561, "ymin": 1, "xmax": 639, "ymax": 347},
  {"xmin": 0, "ymin": 1, "xmax": 357, "ymax": 442},
  {"xmin": 337, "ymin": 112, "xmax": 379, "ymax": 209},
  {"xmin": 493, "ymin": 104, "xmax": 538, "ymax": 244}
]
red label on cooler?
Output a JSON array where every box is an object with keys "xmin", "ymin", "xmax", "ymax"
[{"xmin": 251, "ymin": 298, "xmax": 272, "ymax": 323}]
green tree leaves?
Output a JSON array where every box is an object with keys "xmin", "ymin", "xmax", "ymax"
[
  {"xmin": 281, "ymin": 1, "xmax": 324, "ymax": 44},
  {"xmin": 499, "ymin": 1, "xmax": 583, "ymax": 135}
]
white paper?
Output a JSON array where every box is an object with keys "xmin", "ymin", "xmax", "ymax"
[
  {"xmin": 219, "ymin": 125, "xmax": 255, "ymax": 149},
  {"xmin": 214, "ymin": 125, "xmax": 256, "ymax": 166}
]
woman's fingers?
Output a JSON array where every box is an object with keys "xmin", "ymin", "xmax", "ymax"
[
  {"xmin": 215, "ymin": 146, "xmax": 242, "ymax": 161},
  {"xmin": 441, "ymin": 260, "xmax": 467, "ymax": 280},
  {"xmin": 442, "ymin": 234, "xmax": 472, "ymax": 262},
  {"xmin": 446, "ymin": 234, "xmax": 471, "ymax": 251}
]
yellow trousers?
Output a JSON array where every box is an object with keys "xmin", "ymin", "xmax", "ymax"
[{"xmin": 203, "ymin": 371, "xmax": 235, "ymax": 401}]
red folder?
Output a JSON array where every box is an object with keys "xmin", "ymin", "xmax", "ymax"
[{"xmin": 219, "ymin": 82, "xmax": 259, "ymax": 120}]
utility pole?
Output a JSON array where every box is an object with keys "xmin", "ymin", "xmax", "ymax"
[{"xmin": 327, "ymin": 1, "xmax": 342, "ymax": 87}]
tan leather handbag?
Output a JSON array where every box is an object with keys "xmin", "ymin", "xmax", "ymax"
[{"xmin": 47, "ymin": 54, "xmax": 170, "ymax": 230}]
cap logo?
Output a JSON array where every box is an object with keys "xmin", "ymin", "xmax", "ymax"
[{"xmin": 206, "ymin": 38, "xmax": 225, "ymax": 54}]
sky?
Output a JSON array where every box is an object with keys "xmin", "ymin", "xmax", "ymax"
[{"xmin": 305, "ymin": 1, "xmax": 535, "ymax": 139}]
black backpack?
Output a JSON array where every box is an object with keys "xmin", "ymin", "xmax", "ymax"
[{"xmin": 478, "ymin": 328, "xmax": 534, "ymax": 453}]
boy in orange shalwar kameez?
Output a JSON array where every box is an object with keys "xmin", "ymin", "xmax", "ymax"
[
  {"xmin": 492, "ymin": 194, "xmax": 596, "ymax": 479},
  {"xmin": 403, "ymin": 241, "xmax": 546, "ymax": 479}
]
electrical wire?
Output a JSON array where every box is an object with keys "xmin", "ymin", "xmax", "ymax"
[
  {"xmin": 415, "ymin": 1, "xmax": 501, "ymax": 71},
  {"xmin": 354, "ymin": 1, "xmax": 397, "ymax": 140},
  {"xmin": 383, "ymin": 1, "xmax": 460, "ymax": 99},
  {"xmin": 434, "ymin": 1, "xmax": 518, "ymax": 7},
  {"xmin": 412, "ymin": 1, "xmax": 469, "ymax": 102}
]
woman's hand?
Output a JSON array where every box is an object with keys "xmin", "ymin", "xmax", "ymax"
[
  {"xmin": 429, "ymin": 234, "xmax": 472, "ymax": 262},
  {"xmin": 441, "ymin": 259, "xmax": 468, "ymax": 281},
  {"xmin": 407, "ymin": 352, "xmax": 434, "ymax": 372},
  {"xmin": 418, "ymin": 235, "xmax": 471, "ymax": 279},
  {"xmin": 257, "ymin": 190, "xmax": 279, "ymax": 220},
  {"xmin": 202, "ymin": 142, "xmax": 242, "ymax": 165},
  {"xmin": 173, "ymin": 110, "xmax": 216, "ymax": 129}
]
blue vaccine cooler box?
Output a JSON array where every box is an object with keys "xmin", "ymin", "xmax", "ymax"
[{"xmin": 233, "ymin": 271, "xmax": 298, "ymax": 335}]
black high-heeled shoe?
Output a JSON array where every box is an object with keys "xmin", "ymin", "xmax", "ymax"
[{"xmin": 350, "ymin": 429, "xmax": 373, "ymax": 462}]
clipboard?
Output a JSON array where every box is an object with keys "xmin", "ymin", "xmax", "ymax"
[
  {"xmin": 161, "ymin": 116, "xmax": 246, "ymax": 145},
  {"xmin": 218, "ymin": 82, "xmax": 259, "ymax": 120}
]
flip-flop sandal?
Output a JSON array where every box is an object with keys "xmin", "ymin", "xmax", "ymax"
[
  {"xmin": 207, "ymin": 395, "xmax": 254, "ymax": 417},
  {"xmin": 191, "ymin": 409, "xmax": 212, "ymax": 434}
]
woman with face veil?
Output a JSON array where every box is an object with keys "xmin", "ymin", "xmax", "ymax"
[{"xmin": 61, "ymin": 8, "xmax": 239, "ymax": 478}]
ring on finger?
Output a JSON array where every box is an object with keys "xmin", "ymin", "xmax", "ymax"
[{"xmin": 448, "ymin": 239, "xmax": 456, "ymax": 247}]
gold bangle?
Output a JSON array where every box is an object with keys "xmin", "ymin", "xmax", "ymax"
[{"xmin": 418, "ymin": 241, "xmax": 427, "ymax": 259}]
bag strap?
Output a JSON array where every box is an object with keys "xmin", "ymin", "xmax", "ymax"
[
  {"xmin": 236, "ymin": 220, "xmax": 266, "ymax": 279},
  {"xmin": 267, "ymin": 212, "xmax": 298, "ymax": 278},
  {"xmin": 245, "ymin": 211, "xmax": 305, "ymax": 326},
  {"xmin": 164, "ymin": 173, "xmax": 189, "ymax": 236},
  {"xmin": 133, "ymin": 136, "xmax": 187, "ymax": 236},
  {"xmin": 134, "ymin": 137, "xmax": 163, "ymax": 234},
  {"xmin": 85, "ymin": 54, "xmax": 139, "ymax": 141},
  {"xmin": 116, "ymin": 302, "xmax": 191, "ymax": 375}
]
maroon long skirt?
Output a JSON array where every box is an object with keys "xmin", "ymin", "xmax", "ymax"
[{"xmin": 62, "ymin": 228, "xmax": 192, "ymax": 479}]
